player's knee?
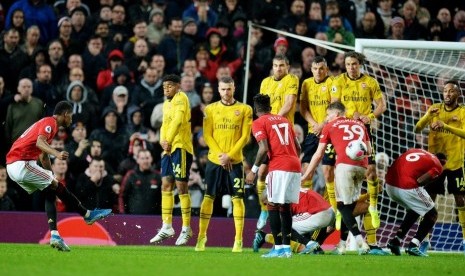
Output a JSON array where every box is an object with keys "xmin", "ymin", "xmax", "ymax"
[{"xmin": 425, "ymin": 208, "xmax": 438, "ymax": 223}]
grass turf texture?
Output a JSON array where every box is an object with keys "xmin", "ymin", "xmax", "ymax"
[{"xmin": 2, "ymin": 243, "xmax": 465, "ymax": 276}]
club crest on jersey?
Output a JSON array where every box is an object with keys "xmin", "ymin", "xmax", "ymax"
[
  {"xmin": 234, "ymin": 110, "xmax": 240, "ymax": 116},
  {"xmin": 45, "ymin": 126, "xmax": 52, "ymax": 133},
  {"xmin": 361, "ymin": 83, "xmax": 367, "ymax": 89},
  {"xmin": 331, "ymin": 86, "xmax": 337, "ymax": 93},
  {"xmin": 322, "ymin": 86, "xmax": 327, "ymax": 91}
]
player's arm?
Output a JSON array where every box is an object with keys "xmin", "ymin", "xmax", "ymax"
[
  {"xmin": 417, "ymin": 168, "xmax": 442, "ymax": 186},
  {"xmin": 294, "ymin": 136, "xmax": 301, "ymax": 156},
  {"xmin": 278, "ymin": 94, "xmax": 297, "ymax": 118},
  {"xmin": 372, "ymin": 96, "xmax": 386, "ymax": 118},
  {"xmin": 300, "ymin": 91, "xmax": 319, "ymax": 129},
  {"xmin": 39, "ymin": 152, "xmax": 52, "ymax": 171},
  {"xmin": 227, "ymin": 107, "xmax": 252, "ymax": 159},
  {"xmin": 164, "ymin": 105, "xmax": 184, "ymax": 144},
  {"xmin": 431, "ymin": 120, "xmax": 465, "ymax": 139},
  {"xmin": 202, "ymin": 107, "xmax": 222, "ymax": 154},
  {"xmin": 245, "ymin": 139, "xmax": 269, "ymax": 184},
  {"xmin": 414, "ymin": 106, "xmax": 439, "ymax": 133},
  {"xmin": 301, "ymin": 142, "xmax": 326, "ymax": 181},
  {"xmin": 36, "ymin": 135, "xmax": 66, "ymax": 161}
]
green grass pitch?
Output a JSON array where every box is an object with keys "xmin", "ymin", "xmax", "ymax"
[{"xmin": 2, "ymin": 243, "xmax": 465, "ymax": 276}]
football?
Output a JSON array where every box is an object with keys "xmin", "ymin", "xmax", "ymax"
[{"xmin": 345, "ymin": 140, "xmax": 368, "ymax": 161}]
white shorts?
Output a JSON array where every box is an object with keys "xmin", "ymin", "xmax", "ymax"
[
  {"xmin": 6, "ymin": 161, "xmax": 54, "ymax": 194},
  {"xmin": 334, "ymin": 163, "xmax": 366, "ymax": 205},
  {"xmin": 385, "ymin": 184, "xmax": 434, "ymax": 216},
  {"xmin": 266, "ymin": 170, "xmax": 300, "ymax": 204},
  {"xmin": 292, "ymin": 207, "xmax": 335, "ymax": 235}
]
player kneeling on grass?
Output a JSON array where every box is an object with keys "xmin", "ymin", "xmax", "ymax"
[
  {"xmin": 6, "ymin": 101, "xmax": 112, "ymax": 252},
  {"xmin": 386, "ymin": 149, "xmax": 446, "ymax": 257}
]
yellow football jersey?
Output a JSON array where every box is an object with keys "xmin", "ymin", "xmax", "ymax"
[
  {"xmin": 160, "ymin": 91, "xmax": 194, "ymax": 155},
  {"xmin": 300, "ymin": 76, "xmax": 333, "ymax": 133},
  {"xmin": 260, "ymin": 73, "xmax": 299, "ymax": 124},
  {"xmin": 331, "ymin": 73, "xmax": 383, "ymax": 118},
  {"xmin": 203, "ymin": 101, "xmax": 253, "ymax": 165},
  {"xmin": 426, "ymin": 103, "xmax": 465, "ymax": 170}
]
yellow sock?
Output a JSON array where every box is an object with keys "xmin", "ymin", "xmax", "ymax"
[
  {"xmin": 367, "ymin": 179, "xmax": 379, "ymax": 208},
  {"xmin": 458, "ymin": 206, "xmax": 465, "ymax": 239},
  {"xmin": 179, "ymin": 193, "xmax": 191, "ymax": 227},
  {"xmin": 232, "ymin": 197, "xmax": 245, "ymax": 241},
  {"xmin": 198, "ymin": 195, "xmax": 214, "ymax": 239},
  {"xmin": 161, "ymin": 191, "xmax": 174, "ymax": 224},
  {"xmin": 326, "ymin": 181, "xmax": 337, "ymax": 211},
  {"xmin": 257, "ymin": 180, "xmax": 267, "ymax": 211},
  {"xmin": 290, "ymin": 240, "xmax": 300, "ymax": 253},
  {"xmin": 302, "ymin": 179, "xmax": 313, "ymax": 189},
  {"xmin": 265, "ymin": 233, "xmax": 274, "ymax": 244},
  {"xmin": 364, "ymin": 212, "xmax": 377, "ymax": 245},
  {"xmin": 311, "ymin": 229, "xmax": 320, "ymax": 241}
]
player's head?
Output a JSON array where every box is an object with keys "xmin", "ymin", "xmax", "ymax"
[
  {"xmin": 54, "ymin": 101, "xmax": 73, "ymax": 127},
  {"xmin": 443, "ymin": 79, "xmax": 461, "ymax": 106},
  {"xmin": 326, "ymin": 101, "xmax": 346, "ymax": 121},
  {"xmin": 162, "ymin": 74, "xmax": 181, "ymax": 99},
  {"xmin": 253, "ymin": 94, "xmax": 272, "ymax": 115},
  {"xmin": 311, "ymin": 56, "xmax": 328, "ymax": 83},
  {"xmin": 272, "ymin": 54, "xmax": 290, "ymax": 80},
  {"xmin": 435, "ymin": 152, "xmax": 447, "ymax": 166},
  {"xmin": 344, "ymin": 51, "xmax": 365, "ymax": 79},
  {"xmin": 218, "ymin": 76, "xmax": 235, "ymax": 104}
]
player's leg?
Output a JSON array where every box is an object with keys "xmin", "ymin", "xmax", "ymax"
[
  {"xmin": 447, "ymin": 169, "xmax": 465, "ymax": 254},
  {"xmin": 174, "ymin": 150, "xmax": 193, "ymax": 246},
  {"xmin": 195, "ymin": 161, "xmax": 218, "ymax": 251},
  {"xmin": 322, "ymin": 144, "xmax": 337, "ymax": 212},
  {"xmin": 406, "ymin": 208, "xmax": 437, "ymax": 257},
  {"xmin": 231, "ymin": 163, "xmax": 245, "ymax": 253},
  {"xmin": 366, "ymin": 131, "xmax": 381, "ymax": 228},
  {"xmin": 256, "ymin": 163, "xmax": 269, "ymax": 230},
  {"xmin": 455, "ymin": 194, "xmax": 465, "ymax": 254},
  {"xmin": 300, "ymin": 133, "xmax": 319, "ymax": 189},
  {"xmin": 151, "ymin": 154, "xmax": 176, "ymax": 243},
  {"xmin": 43, "ymin": 184, "xmax": 70, "ymax": 252}
]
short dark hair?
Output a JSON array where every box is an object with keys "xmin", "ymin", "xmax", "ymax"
[
  {"xmin": 344, "ymin": 51, "xmax": 366, "ymax": 65},
  {"xmin": 445, "ymin": 79, "xmax": 461, "ymax": 94},
  {"xmin": 53, "ymin": 101, "xmax": 72, "ymax": 115},
  {"xmin": 253, "ymin": 94, "xmax": 272, "ymax": 113},
  {"xmin": 327, "ymin": 101, "xmax": 346, "ymax": 113},
  {"xmin": 273, "ymin": 54, "xmax": 289, "ymax": 64},
  {"xmin": 219, "ymin": 76, "xmax": 234, "ymax": 85},
  {"xmin": 312, "ymin": 56, "xmax": 327, "ymax": 65},
  {"xmin": 163, "ymin": 74, "xmax": 181, "ymax": 84}
]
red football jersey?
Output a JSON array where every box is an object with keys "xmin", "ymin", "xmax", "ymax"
[
  {"xmin": 319, "ymin": 117, "xmax": 369, "ymax": 167},
  {"xmin": 291, "ymin": 189, "xmax": 331, "ymax": 215},
  {"xmin": 386, "ymin": 148, "xmax": 443, "ymax": 189},
  {"xmin": 6, "ymin": 117, "xmax": 58, "ymax": 164},
  {"xmin": 252, "ymin": 114, "xmax": 301, "ymax": 173}
]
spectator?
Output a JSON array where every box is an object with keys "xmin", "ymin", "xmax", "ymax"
[
  {"xmin": 47, "ymin": 40, "xmax": 68, "ymax": 86},
  {"xmin": 436, "ymin": 8, "xmax": 455, "ymax": 41},
  {"xmin": 251, "ymin": 0, "xmax": 287, "ymax": 28},
  {"xmin": 57, "ymin": 17, "xmax": 82, "ymax": 58},
  {"xmin": 4, "ymin": 78, "xmax": 43, "ymax": 147},
  {"xmin": 119, "ymin": 149, "xmax": 162, "ymax": 214},
  {"xmin": 131, "ymin": 66, "xmax": 164, "ymax": 128},
  {"xmin": 307, "ymin": 0, "xmax": 323, "ymax": 36},
  {"xmin": 20, "ymin": 25, "xmax": 42, "ymax": 58},
  {"xmin": 81, "ymin": 35, "xmax": 107, "ymax": 92},
  {"xmin": 0, "ymin": 28, "xmax": 30, "ymax": 92},
  {"xmin": 318, "ymin": 0, "xmax": 353, "ymax": 33},
  {"xmin": 5, "ymin": 0, "xmax": 57, "ymax": 45},
  {"xmin": 181, "ymin": 74, "xmax": 201, "ymax": 109},
  {"xmin": 376, "ymin": 0, "xmax": 398, "ymax": 37},
  {"xmin": 5, "ymin": 9, "xmax": 26, "ymax": 40},
  {"xmin": 191, "ymin": 82, "xmax": 214, "ymax": 134},
  {"xmin": 181, "ymin": 59, "xmax": 209, "ymax": 99},
  {"xmin": 33, "ymin": 64, "xmax": 60, "ymax": 116},
  {"xmin": 277, "ymin": 0, "xmax": 306, "ymax": 33},
  {"xmin": 75, "ymin": 157, "xmax": 117, "ymax": 210},
  {"xmin": 0, "ymin": 166, "xmax": 15, "ymax": 210},
  {"xmin": 388, "ymin": 16, "xmax": 405, "ymax": 40},
  {"xmin": 401, "ymin": 0, "xmax": 427, "ymax": 40},
  {"xmin": 89, "ymin": 106, "xmax": 130, "ymax": 172},
  {"xmin": 66, "ymin": 80, "xmax": 97, "ymax": 131},
  {"xmin": 127, "ymin": 0, "xmax": 153, "ymax": 23},
  {"xmin": 125, "ymin": 38, "xmax": 150, "ymax": 81},
  {"xmin": 355, "ymin": 12, "xmax": 385, "ymax": 39},
  {"xmin": 182, "ymin": 17, "xmax": 202, "ymax": 45},
  {"xmin": 69, "ymin": 6, "xmax": 91, "ymax": 49},
  {"xmin": 51, "ymin": 157, "xmax": 73, "ymax": 212},
  {"xmin": 96, "ymin": 49, "xmax": 124, "ymax": 93},
  {"xmin": 453, "ymin": 10, "xmax": 465, "ymax": 41},
  {"xmin": 326, "ymin": 14, "xmax": 355, "ymax": 46},
  {"xmin": 123, "ymin": 19, "xmax": 150, "ymax": 57},
  {"xmin": 182, "ymin": 0, "xmax": 218, "ymax": 38},
  {"xmin": 100, "ymin": 65, "xmax": 134, "ymax": 111},
  {"xmin": 109, "ymin": 4, "xmax": 131, "ymax": 48},
  {"xmin": 150, "ymin": 54, "xmax": 166, "ymax": 77},
  {"xmin": 157, "ymin": 17, "xmax": 194, "ymax": 74},
  {"xmin": 146, "ymin": 9, "xmax": 167, "ymax": 49}
]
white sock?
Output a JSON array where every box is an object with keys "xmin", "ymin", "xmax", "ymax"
[
  {"xmin": 84, "ymin": 210, "xmax": 90, "ymax": 218},
  {"xmin": 411, "ymin": 238, "xmax": 420, "ymax": 247},
  {"xmin": 163, "ymin": 223, "xmax": 172, "ymax": 229},
  {"xmin": 51, "ymin": 230, "xmax": 59, "ymax": 236},
  {"xmin": 181, "ymin": 226, "xmax": 190, "ymax": 231}
]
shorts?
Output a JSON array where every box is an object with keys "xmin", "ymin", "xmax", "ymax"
[
  {"xmin": 425, "ymin": 168, "xmax": 465, "ymax": 195},
  {"xmin": 161, "ymin": 148, "xmax": 193, "ymax": 182},
  {"xmin": 204, "ymin": 160, "xmax": 244, "ymax": 198},
  {"xmin": 322, "ymin": 144, "xmax": 336, "ymax": 166},
  {"xmin": 301, "ymin": 133, "xmax": 319, "ymax": 164},
  {"xmin": 334, "ymin": 163, "xmax": 366, "ymax": 204},
  {"xmin": 6, "ymin": 161, "xmax": 54, "ymax": 194},
  {"xmin": 386, "ymin": 184, "xmax": 434, "ymax": 216},
  {"xmin": 266, "ymin": 170, "xmax": 300, "ymax": 204},
  {"xmin": 292, "ymin": 207, "xmax": 335, "ymax": 235}
]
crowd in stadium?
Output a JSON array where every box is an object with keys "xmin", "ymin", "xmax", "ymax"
[{"xmin": 0, "ymin": 0, "xmax": 464, "ymax": 219}]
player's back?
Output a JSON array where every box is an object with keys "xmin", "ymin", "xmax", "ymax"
[
  {"xmin": 320, "ymin": 117, "xmax": 369, "ymax": 167},
  {"xmin": 292, "ymin": 188, "xmax": 331, "ymax": 215},
  {"xmin": 386, "ymin": 149, "xmax": 443, "ymax": 189},
  {"xmin": 252, "ymin": 113, "xmax": 300, "ymax": 173},
  {"xmin": 6, "ymin": 117, "xmax": 57, "ymax": 164}
]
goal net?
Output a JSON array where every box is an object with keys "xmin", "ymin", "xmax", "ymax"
[
  {"xmin": 357, "ymin": 39, "xmax": 465, "ymax": 252},
  {"xmin": 247, "ymin": 23, "xmax": 465, "ymax": 252}
]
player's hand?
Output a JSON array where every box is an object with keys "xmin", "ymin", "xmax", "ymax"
[
  {"xmin": 219, "ymin": 153, "xmax": 232, "ymax": 171},
  {"xmin": 428, "ymin": 107, "xmax": 439, "ymax": 117},
  {"xmin": 430, "ymin": 120, "xmax": 444, "ymax": 131},
  {"xmin": 57, "ymin": 151, "xmax": 69, "ymax": 160},
  {"xmin": 312, "ymin": 122, "xmax": 323, "ymax": 135},
  {"xmin": 245, "ymin": 171, "xmax": 256, "ymax": 184},
  {"xmin": 160, "ymin": 140, "xmax": 171, "ymax": 152},
  {"xmin": 359, "ymin": 115, "xmax": 371, "ymax": 124}
]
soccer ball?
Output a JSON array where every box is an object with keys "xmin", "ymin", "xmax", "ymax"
[{"xmin": 345, "ymin": 140, "xmax": 368, "ymax": 161}]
